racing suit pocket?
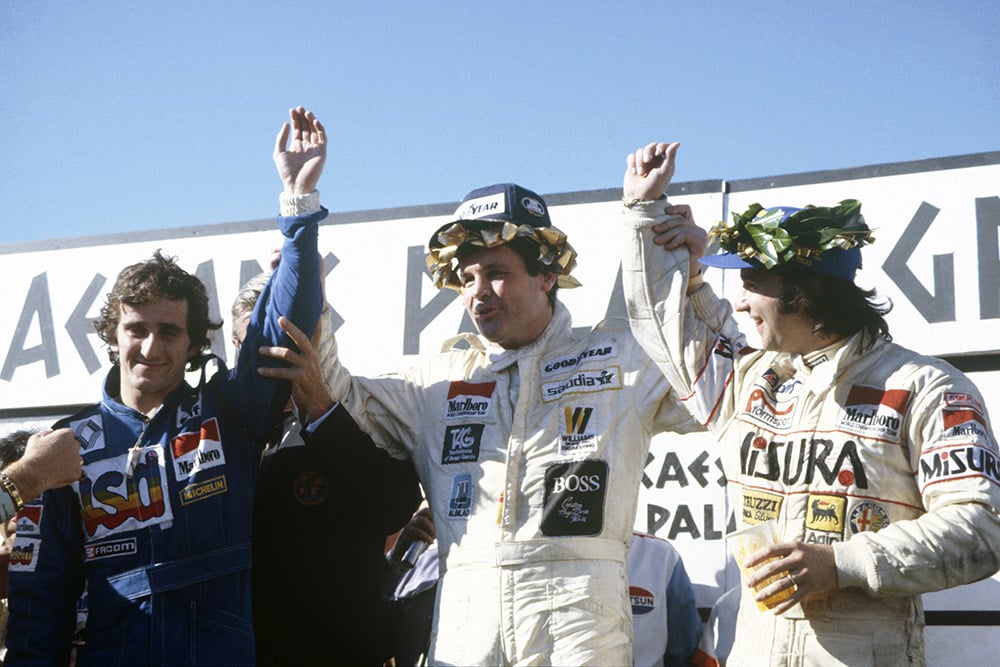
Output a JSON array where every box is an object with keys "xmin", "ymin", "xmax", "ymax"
[
  {"xmin": 796, "ymin": 629, "xmax": 875, "ymax": 667},
  {"xmin": 544, "ymin": 560, "xmax": 630, "ymax": 665},
  {"xmin": 189, "ymin": 602, "xmax": 255, "ymax": 665}
]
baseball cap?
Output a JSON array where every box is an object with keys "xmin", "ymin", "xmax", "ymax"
[
  {"xmin": 426, "ymin": 183, "xmax": 580, "ymax": 291},
  {"xmin": 700, "ymin": 200, "xmax": 872, "ymax": 282}
]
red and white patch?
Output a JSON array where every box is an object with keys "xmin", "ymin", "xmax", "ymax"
[
  {"xmin": 444, "ymin": 381, "xmax": 495, "ymax": 419},
  {"xmin": 838, "ymin": 385, "xmax": 911, "ymax": 441},
  {"xmin": 171, "ymin": 418, "xmax": 226, "ymax": 481}
]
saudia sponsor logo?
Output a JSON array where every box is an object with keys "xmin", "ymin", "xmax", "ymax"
[
  {"xmin": 542, "ymin": 345, "xmax": 616, "ymax": 376},
  {"xmin": 739, "ymin": 432, "xmax": 869, "ymax": 488},
  {"xmin": 444, "ymin": 381, "xmax": 495, "ymax": 419},
  {"xmin": 838, "ymin": 386, "xmax": 911, "ymax": 441},
  {"xmin": 919, "ymin": 444, "xmax": 1000, "ymax": 488},
  {"xmin": 542, "ymin": 368, "xmax": 620, "ymax": 401}
]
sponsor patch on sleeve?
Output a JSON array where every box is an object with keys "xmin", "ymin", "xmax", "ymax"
[
  {"xmin": 447, "ymin": 473, "xmax": 474, "ymax": 520},
  {"xmin": 15, "ymin": 504, "xmax": 43, "ymax": 536},
  {"xmin": 442, "ymin": 424, "xmax": 485, "ymax": 464},
  {"xmin": 444, "ymin": 381, "xmax": 495, "ymax": 420},
  {"xmin": 541, "ymin": 459, "xmax": 607, "ymax": 536},
  {"xmin": 918, "ymin": 443, "xmax": 1000, "ymax": 491},
  {"xmin": 171, "ymin": 418, "xmax": 226, "ymax": 481},
  {"xmin": 629, "ymin": 585, "xmax": 657, "ymax": 615},
  {"xmin": 9, "ymin": 537, "xmax": 41, "ymax": 572}
]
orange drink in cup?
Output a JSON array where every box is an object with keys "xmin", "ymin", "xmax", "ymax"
[{"xmin": 727, "ymin": 520, "xmax": 794, "ymax": 611}]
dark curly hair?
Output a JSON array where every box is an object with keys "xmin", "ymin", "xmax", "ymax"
[
  {"xmin": 774, "ymin": 265, "xmax": 892, "ymax": 352},
  {"xmin": 95, "ymin": 250, "xmax": 222, "ymax": 369}
]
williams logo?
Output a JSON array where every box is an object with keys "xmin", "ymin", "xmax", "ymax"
[
  {"xmin": 444, "ymin": 381, "xmax": 495, "ymax": 420},
  {"xmin": 560, "ymin": 406, "xmax": 599, "ymax": 455},
  {"xmin": 838, "ymin": 385, "xmax": 911, "ymax": 442},
  {"xmin": 442, "ymin": 424, "xmax": 484, "ymax": 464}
]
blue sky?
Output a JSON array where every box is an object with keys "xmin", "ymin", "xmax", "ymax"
[{"xmin": 2, "ymin": 1, "xmax": 997, "ymax": 244}]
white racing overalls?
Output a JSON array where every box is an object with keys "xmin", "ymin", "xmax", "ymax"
[
  {"xmin": 621, "ymin": 200, "xmax": 1000, "ymax": 666},
  {"xmin": 324, "ymin": 302, "xmax": 697, "ymax": 665}
]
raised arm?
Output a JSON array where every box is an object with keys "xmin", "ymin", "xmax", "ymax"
[
  {"xmin": 620, "ymin": 141, "xmax": 745, "ymax": 427},
  {"xmin": 226, "ymin": 107, "xmax": 327, "ymax": 439}
]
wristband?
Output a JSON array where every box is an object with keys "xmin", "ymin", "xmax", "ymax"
[
  {"xmin": 0, "ymin": 471, "xmax": 24, "ymax": 513},
  {"xmin": 688, "ymin": 269, "xmax": 704, "ymax": 289},
  {"xmin": 279, "ymin": 190, "xmax": 321, "ymax": 216}
]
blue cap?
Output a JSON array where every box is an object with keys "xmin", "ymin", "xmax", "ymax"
[{"xmin": 700, "ymin": 205, "xmax": 865, "ymax": 282}]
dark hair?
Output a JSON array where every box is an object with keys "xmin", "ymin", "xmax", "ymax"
[
  {"xmin": 95, "ymin": 250, "xmax": 222, "ymax": 369},
  {"xmin": 775, "ymin": 266, "xmax": 892, "ymax": 351},
  {"xmin": 0, "ymin": 429, "xmax": 33, "ymax": 471}
]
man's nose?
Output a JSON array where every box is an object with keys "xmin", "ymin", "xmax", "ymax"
[{"xmin": 734, "ymin": 289, "xmax": 749, "ymax": 312}]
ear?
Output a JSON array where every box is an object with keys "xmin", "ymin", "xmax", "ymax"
[{"xmin": 540, "ymin": 271, "xmax": 557, "ymax": 293}]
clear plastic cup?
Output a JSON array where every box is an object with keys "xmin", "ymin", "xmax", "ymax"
[{"xmin": 727, "ymin": 520, "xmax": 794, "ymax": 611}]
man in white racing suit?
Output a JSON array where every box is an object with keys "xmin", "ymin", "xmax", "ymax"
[
  {"xmin": 321, "ymin": 183, "xmax": 697, "ymax": 665},
  {"xmin": 618, "ymin": 142, "xmax": 1000, "ymax": 666}
]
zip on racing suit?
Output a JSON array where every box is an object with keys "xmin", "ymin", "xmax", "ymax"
[
  {"xmin": 323, "ymin": 300, "xmax": 698, "ymax": 665},
  {"xmin": 7, "ymin": 207, "xmax": 325, "ymax": 667},
  {"xmin": 621, "ymin": 199, "xmax": 1000, "ymax": 666}
]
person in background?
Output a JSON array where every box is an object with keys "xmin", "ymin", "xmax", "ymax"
[
  {"xmin": 384, "ymin": 509, "xmax": 702, "ymax": 667},
  {"xmin": 0, "ymin": 428, "xmax": 81, "ymax": 525},
  {"xmin": 8, "ymin": 106, "xmax": 327, "ymax": 666},
  {"xmin": 620, "ymin": 141, "xmax": 1000, "ymax": 665},
  {"xmin": 0, "ymin": 429, "xmax": 32, "ymax": 665},
  {"xmin": 235, "ymin": 274, "xmax": 420, "ymax": 665}
]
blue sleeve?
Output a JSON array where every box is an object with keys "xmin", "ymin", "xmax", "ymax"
[
  {"xmin": 663, "ymin": 558, "xmax": 702, "ymax": 667},
  {"xmin": 6, "ymin": 488, "xmax": 85, "ymax": 664},
  {"xmin": 223, "ymin": 207, "xmax": 327, "ymax": 441}
]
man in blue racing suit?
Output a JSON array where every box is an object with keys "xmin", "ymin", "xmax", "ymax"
[{"xmin": 7, "ymin": 106, "xmax": 327, "ymax": 666}]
